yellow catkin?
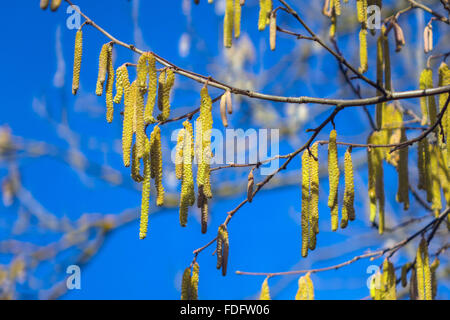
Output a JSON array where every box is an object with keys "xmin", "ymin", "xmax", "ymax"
[
  {"xmin": 145, "ymin": 53, "xmax": 158, "ymax": 124},
  {"xmin": 259, "ymin": 278, "xmax": 271, "ymax": 300},
  {"xmin": 190, "ymin": 263, "xmax": 199, "ymax": 300},
  {"xmin": 105, "ymin": 45, "xmax": 114, "ymax": 123},
  {"xmin": 181, "ymin": 267, "xmax": 191, "ymax": 300},
  {"xmin": 382, "ymin": 259, "xmax": 397, "ymax": 300},
  {"xmin": 430, "ymin": 258, "xmax": 440, "ymax": 299},
  {"xmin": 375, "ymin": 34, "xmax": 384, "ymax": 128},
  {"xmin": 139, "ymin": 139, "xmax": 151, "ymax": 239},
  {"xmin": 40, "ymin": 0, "xmax": 49, "ymax": 10},
  {"xmin": 219, "ymin": 225, "xmax": 229, "ymax": 276},
  {"xmin": 198, "ymin": 86, "xmax": 213, "ymax": 199},
  {"xmin": 329, "ymin": 9, "xmax": 337, "ymax": 39},
  {"xmin": 50, "ymin": 0, "xmax": 62, "ymax": 11},
  {"xmin": 216, "ymin": 226, "xmax": 223, "ymax": 270},
  {"xmin": 131, "ymin": 144, "xmax": 144, "ymax": 182},
  {"xmin": 334, "ymin": 0, "xmax": 341, "ymax": 16},
  {"xmin": 401, "ymin": 263, "xmax": 411, "ymax": 288},
  {"xmin": 122, "ymin": 81, "xmax": 136, "ymax": 167},
  {"xmin": 175, "ymin": 129, "xmax": 185, "ymax": 180},
  {"xmin": 96, "ymin": 44, "xmax": 110, "ymax": 96},
  {"xmin": 295, "ymin": 274, "xmax": 314, "ymax": 300},
  {"xmin": 417, "ymin": 138, "xmax": 427, "ymax": 191},
  {"xmin": 367, "ymin": 132, "xmax": 384, "ymax": 233},
  {"xmin": 359, "ymin": 27, "xmax": 368, "ymax": 74},
  {"xmin": 416, "ymin": 238, "xmax": 432, "ymax": 300},
  {"xmin": 437, "ymin": 148, "xmax": 450, "ymax": 208},
  {"xmin": 356, "ymin": 0, "xmax": 367, "ymax": 23},
  {"xmin": 157, "ymin": 69, "xmax": 175, "ymax": 122},
  {"xmin": 258, "ymin": 0, "xmax": 267, "ymax": 31},
  {"xmin": 437, "ymin": 63, "xmax": 449, "ymax": 138},
  {"xmin": 328, "ymin": 129, "xmax": 339, "ymax": 231},
  {"xmin": 234, "ymin": 0, "xmax": 241, "ymax": 38},
  {"xmin": 301, "ymin": 150, "xmax": 311, "ymax": 258},
  {"xmin": 179, "ymin": 121, "xmax": 195, "ymax": 227},
  {"xmin": 396, "ymin": 128, "xmax": 409, "ymax": 210},
  {"xmin": 429, "ymin": 144, "xmax": 441, "ymax": 217},
  {"xmin": 269, "ymin": 11, "xmax": 276, "ymax": 51},
  {"xmin": 134, "ymin": 83, "xmax": 146, "ymax": 159},
  {"xmin": 310, "ymin": 143, "xmax": 320, "ymax": 236},
  {"xmin": 137, "ymin": 54, "xmax": 148, "ymax": 91},
  {"xmin": 341, "ymin": 147, "xmax": 355, "ymax": 228},
  {"xmin": 200, "ymin": 196, "xmax": 209, "ymax": 234},
  {"xmin": 151, "ymin": 125, "xmax": 164, "ymax": 206},
  {"xmin": 409, "ymin": 267, "xmax": 418, "ymax": 300},
  {"xmin": 419, "ymin": 69, "xmax": 434, "ymax": 126},
  {"xmin": 113, "ymin": 64, "xmax": 129, "ymax": 104},
  {"xmin": 425, "ymin": 69, "xmax": 438, "ymax": 132},
  {"xmin": 72, "ymin": 29, "xmax": 82, "ymax": 95},
  {"xmin": 224, "ymin": 0, "xmax": 234, "ymax": 48}
]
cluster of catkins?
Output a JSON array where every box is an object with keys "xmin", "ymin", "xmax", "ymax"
[
  {"xmin": 370, "ymin": 239, "xmax": 440, "ymax": 300},
  {"xmin": 40, "ymin": 0, "xmax": 62, "ymax": 11},
  {"xmin": 259, "ymin": 273, "xmax": 314, "ymax": 300}
]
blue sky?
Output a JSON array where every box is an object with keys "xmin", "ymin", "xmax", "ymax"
[{"xmin": 0, "ymin": 0, "xmax": 448, "ymax": 300}]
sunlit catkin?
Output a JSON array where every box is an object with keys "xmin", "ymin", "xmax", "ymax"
[
  {"xmin": 359, "ymin": 27, "xmax": 368, "ymax": 74},
  {"xmin": 258, "ymin": 0, "xmax": 267, "ymax": 31},
  {"xmin": 396, "ymin": 129, "xmax": 409, "ymax": 210},
  {"xmin": 367, "ymin": 131, "xmax": 384, "ymax": 233},
  {"xmin": 301, "ymin": 150, "xmax": 311, "ymax": 258},
  {"xmin": 190, "ymin": 263, "xmax": 199, "ymax": 300},
  {"xmin": 179, "ymin": 121, "xmax": 195, "ymax": 227},
  {"xmin": 416, "ymin": 238, "xmax": 432, "ymax": 300},
  {"xmin": 139, "ymin": 139, "xmax": 151, "ymax": 240},
  {"xmin": 224, "ymin": 0, "xmax": 234, "ymax": 47},
  {"xmin": 234, "ymin": 0, "xmax": 241, "ymax": 38},
  {"xmin": 341, "ymin": 147, "xmax": 355, "ymax": 228},
  {"xmin": 105, "ymin": 45, "xmax": 114, "ymax": 123},
  {"xmin": 329, "ymin": 9, "xmax": 337, "ymax": 39},
  {"xmin": 310, "ymin": 144, "xmax": 320, "ymax": 236},
  {"xmin": 181, "ymin": 267, "xmax": 191, "ymax": 300},
  {"xmin": 216, "ymin": 227, "xmax": 223, "ymax": 270},
  {"xmin": 269, "ymin": 11, "xmax": 276, "ymax": 51},
  {"xmin": 122, "ymin": 82, "xmax": 136, "ymax": 167},
  {"xmin": 198, "ymin": 86, "xmax": 213, "ymax": 199},
  {"xmin": 134, "ymin": 83, "xmax": 146, "ymax": 159},
  {"xmin": 295, "ymin": 276, "xmax": 307, "ymax": 300},
  {"xmin": 50, "ymin": 0, "xmax": 62, "ymax": 11},
  {"xmin": 260, "ymin": 278, "xmax": 271, "ymax": 300},
  {"xmin": 131, "ymin": 144, "xmax": 144, "ymax": 183},
  {"xmin": 96, "ymin": 44, "xmax": 110, "ymax": 96},
  {"xmin": 175, "ymin": 129, "xmax": 185, "ymax": 180},
  {"xmin": 430, "ymin": 258, "xmax": 440, "ymax": 300},
  {"xmin": 401, "ymin": 263, "xmax": 411, "ymax": 288},
  {"xmin": 157, "ymin": 69, "xmax": 175, "ymax": 121},
  {"xmin": 113, "ymin": 64, "xmax": 129, "ymax": 104},
  {"xmin": 137, "ymin": 54, "xmax": 148, "ymax": 91},
  {"xmin": 356, "ymin": 0, "xmax": 367, "ymax": 23},
  {"xmin": 40, "ymin": 0, "xmax": 49, "ymax": 10},
  {"xmin": 220, "ymin": 225, "xmax": 229, "ymax": 276},
  {"xmin": 334, "ymin": 0, "xmax": 341, "ymax": 15},
  {"xmin": 328, "ymin": 129, "xmax": 339, "ymax": 231},
  {"xmin": 430, "ymin": 144, "xmax": 441, "ymax": 217},
  {"xmin": 419, "ymin": 68, "xmax": 433, "ymax": 126},
  {"xmin": 72, "ymin": 29, "xmax": 82, "ymax": 95},
  {"xmin": 220, "ymin": 94, "xmax": 228, "ymax": 127},
  {"xmin": 151, "ymin": 125, "xmax": 164, "ymax": 206},
  {"xmin": 145, "ymin": 53, "xmax": 158, "ymax": 124}
]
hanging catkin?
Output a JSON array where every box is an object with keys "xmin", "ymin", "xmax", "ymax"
[
  {"xmin": 145, "ymin": 53, "xmax": 158, "ymax": 124},
  {"xmin": 157, "ymin": 69, "xmax": 175, "ymax": 122},
  {"xmin": 417, "ymin": 138, "xmax": 428, "ymax": 191},
  {"xmin": 220, "ymin": 225, "xmax": 229, "ymax": 276},
  {"xmin": 396, "ymin": 128, "xmax": 409, "ymax": 210},
  {"xmin": 131, "ymin": 144, "xmax": 144, "ymax": 182},
  {"xmin": 367, "ymin": 132, "xmax": 385, "ymax": 234},
  {"xmin": 258, "ymin": 0, "xmax": 267, "ymax": 31},
  {"xmin": 329, "ymin": 8, "xmax": 337, "ymax": 38},
  {"xmin": 438, "ymin": 63, "xmax": 449, "ymax": 145},
  {"xmin": 382, "ymin": 259, "xmax": 397, "ymax": 300},
  {"xmin": 310, "ymin": 143, "xmax": 320, "ymax": 237},
  {"xmin": 359, "ymin": 27, "xmax": 368, "ymax": 74},
  {"xmin": 375, "ymin": 30, "xmax": 385, "ymax": 128},
  {"xmin": 72, "ymin": 29, "xmax": 83, "ymax": 95},
  {"xmin": 40, "ymin": 0, "xmax": 49, "ymax": 10},
  {"xmin": 179, "ymin": 122, "xmax": 195, "ymax": 227},
  {"xmin": 190, "ymin": 263, "xmax": 199, "ymax": 300},
  {"xmin": 181, "ymin": 267, "xmax": 191, "ymax": 300},
  {"xmin": 139, "ymin": 139, "xmax": 151, "ymax": 240},
  {"xmin": 134, "ymin": 83, "xmax": 146, "ymax": 159},
  {"xmin": 197, "ymin": 86, "xmax": 213, "ymax": 199},
  {"xmin": 105, "ymin": 45, "xmax": 115, "ymax": 123},
  {"xmin": 328, "ymin": 129, "xmax": 339, "ymax": 231},
  {"xmin": 429, "ymin": 144, "xmax": 441, "ymax": 217},
  {"xmin": 113, "ymin": 64, "xmax": 129, "ymax": 104},
  {"xmin": 175, "ymin": 129, "xmax": 185, "ymax": 180},
  {"xmin": 137, "ymin": 54, "xmax": 148, "ymax": 91},
  {"xmin": 430, "ymin": 258, "xmax": 440, "ymax": 299},
  {"xmin": 416, "ymin": 238, "xmax": 432, "ymax": 300},
  {"xmin": 122, "ymin": 81, "xmax": 136, "ymax": 167},
  {"xmin": 259, "ymin": 277, "xmax": 271, "ymax": 300},
  {"xmin": 334, "ymin": 0, "xmax": 341, "ymax": 16},
  {"xmin": 401, "ymin": 263, "xmax": 411, "ymax": 288},
  {"xmin": 341, "ymin": 146, "xmax": 355, "ymax": 228},
  {"xmin": 216, "ymin": 226, "xmax": 223, "ymax": 270},
  {"xmin": 150, "ymin": 125, "xmax": 164, "ymax": 206},
  {"xmin": 419, "ymin": 68, "xmax": 436, "ymax": 126},
  {"xmin": 224, "ymin": 0, "xmax": 234, "ymax": 48},
  {"xmin": 301, "ymin": 150, "xmax": 311, "ymax": 258},
  {"xmin": 234, "ymin": 0, "xmax": 241, "ymax": 38},
  {"xmin": 50, "ymin": 0, "xmax": 62, "ymax": 11},
  {"xmin": 225, "ymin": 90, "xmax": 233, "ymax": 114},
  {"xmin": 269, "ymin": 11, "xmax": 276, "ymax": 51},
  {"xmin": 356, "ymin": 0, "xmax": 367, "ymax": 23},
  {"xmin": 220, "ymin": 94, "xmax": 228, "ymax": 127},
  {"xmin": 295, "ymin": 275, "xmax": 307, "ymax": 300},
  {"xmin": 96, "ymin": 44, "xmax": 110, "ymax": 96}
]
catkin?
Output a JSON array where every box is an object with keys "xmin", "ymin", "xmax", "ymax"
[
  {"xmin": 401, "ymin": 263, "xmax": 411, "ymax": 288},
  {"xmin": 234, "ymin": 0, "xmax": 241, "ymax": 39},
  {"xmin": 258, "ymin": 0, "xmax": 267, "ymax": 31},
  {"xmin": 367, "ymin": 131, "xmax": 385, "ymax": 234},
  {"xmin": 220, "ymin": 94, "xmax": 228, "ymax": 127},
  {"xmin": 137, "ymin": 54, "xmax": 148, "ymax": 91},
  {"xmin": 417, "ymin": 138, "xmax": 428, "ymax": 191},
  {"xmin": 40, "ymin": 0, "xmax": 49, "ymax": 10},
  {"xmin": 382, "ymin": 259, "xmax": 397, "ymax": 300},
  {"xmin": 50, "ymin": 0, "xmax": 62, "ymax": 11},
  {"xmin": 224, "ymin": 0, "xmax": 234, "ymax": 47},
  {"xmin": 419, "ymin": 68, "xmax": 435, "ymax": 126},
  {"xmin": 181, "ymin": 267, "xmax": 191, "ymax": 300},
  {"xmin": 356, "ymin": 0, "xmax": 367, "ymax": 23},
  {"xmin": 72, "ymin": 29, "xmax": 83, "ymax": 95},
  {"xmin": 438, "ymin": 63, "xmax": 449, "ymax": 145},
  {"xmin": 341, "ymin": 147, "xmax": 355, "ymax": 228},
  {"xmin": 113, "ymin": 64, "xmax": 129, "ymax": 104},
  {"xmin": 396, "ymin": 128, "xmax": 409, "ymax": 210},
  {"xmin": 334, "ymin": 0, "xmax": 341, "ymax": 16},
  {"xmin": 301, "ymin": 150, "xmax": 311, "ymax": 258},
  {"xmin": 157, "ymin": 69, "xmax": 175, "ymax": 122},
  {"xmin": 328, "ymin": 129, "xmax": 339, "ymax": 231},
  {"xmin": 226, "ymin": 90, "xmax": 233, "ymax": 114},
  {"xmin": 376, "ymin": 32, "xmax": 384, "ymax": 128},
  {"xmin": 430, "ymin": 258, "xmax": 440, "ymax": 299},
  {"xmin": 216, "ymin": 227, "xmax": 223, "ymax": 270},
  {"xmin": 139, "ymin": 139, "xmax": 151, "ymax": 240},
  {"xmin": 134, "ymin": 83, "xmax": 146, "ymax": 159},
  {"xmin": 122, "ymin": 82, "xmax": 136, "ymax": 167},
  {"xmin": 220, "ymin": 225, "xmax": 229, "ymax": 276},
  {"xmin": 190, "ymin": 263, "xmax": 199, "ymax": 300},
  {"xmin": 416, "ymin": 238, "xmax": 432, "ymax": 300},
  {"xmin": 429, "ymin": 144, "xmax": 441, "ymax": 217},
  {"xmin": 151, "ymin": 125, "xmax": 164, "ymax": 206},
  {"xmin": 175, "ymin": 129, "xmax": 185, "ymax": 180},
  {"xmin": 179, "ymin": 122, "xmax": 195, "ymax": 227},
  {"xmin": 260, "ymin": 278, "xmax": 271, "ymax": 300},
  {"xmin": 131, "ymin": 144, "xmax": 144, "ymax": 182},
  {"xmin": 310, "ymin": 143, "xmax": 320, "ymax": 236},
  {"xmin": 359, "ymin": 27, "xmax": 368, "ymax": 74},
  {"xmin": 269, "ymin": 11, "xmax": 276, "ymax": 51},
  {"xmin": 305, "ymin": 273, "xmax": 314, "ymax": 300},
  {"xmin": 105, "ymin": 45, "xmax": 114, "ymax": 123},
  {"xmin": 329, "ymin": 9, "xmax": 337, "ymax": 39},
  {"xmin": 197, "ymin": 86, "xmax": 213, "ymax": 199},
  {"xmin": 145, "ymin": 53, "xmax": 158, "ymax": 124},
  {"xmin": 295, "ymin": 274, "xmax": 313, "ymax": 300},
  {"xmin": 96, "ymin": 44, "xmax": 110, "ymax": 96}
]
